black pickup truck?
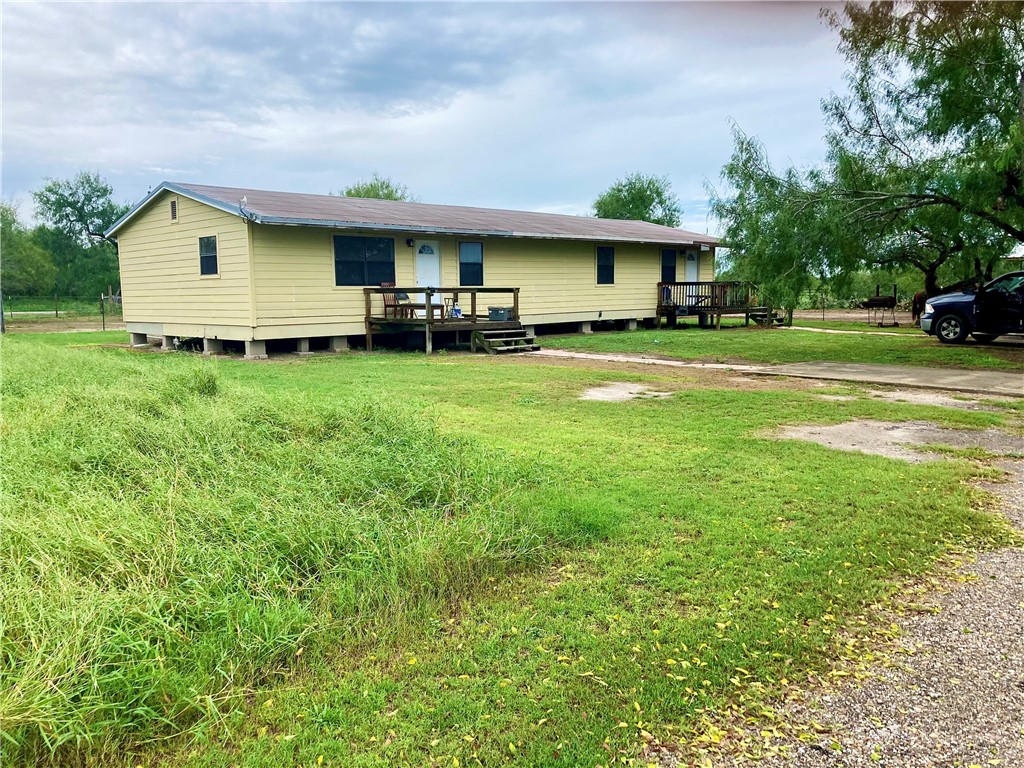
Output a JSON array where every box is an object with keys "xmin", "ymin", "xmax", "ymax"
[{"xmin": 920, "ymin": 271, "xmax": 1024, "ymax": 343}]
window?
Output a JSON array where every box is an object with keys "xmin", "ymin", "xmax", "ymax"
[
  {"xmin": 199, "ymin": 236, "xmax": 218, "ymax": 275},
  {"xmin": 170, "ymin": 199, "xmax": 178, "ymax": 221},
  {"xmin": 459, "ymin": 242, "xmax": 483, "ymax": 286},
  {"xmin": 661, "ymin": 249, "xmax": 676, "ymax": 283},
  {"xmin": 333, "ymin": 235, "xmax": 395, "ymax": 286},
  {"xmin": 596, "ymin": 246, "xmax": 614, "ymax": 285}
]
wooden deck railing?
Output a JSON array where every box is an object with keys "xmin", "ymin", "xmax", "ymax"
[
  {"xmin": 657, "ymin": 281, "xmax": 755, "ymax": 312},
  {"xmin": 363, "ymin": 286, "xmax": 520, "ymax": 324}
]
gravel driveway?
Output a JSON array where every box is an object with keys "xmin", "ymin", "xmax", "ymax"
[{"xmin": 722, "ymin": 460, "xmax": 1024, "ymax": 768}]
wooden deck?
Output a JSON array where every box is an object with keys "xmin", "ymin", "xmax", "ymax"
[
  {"xmin": 657, "ymin": 281, "xmax": 778, "ymax": 327},
  {"xmin": 364, "ymin": 286, "xmax": 522, "ymax": 353}
]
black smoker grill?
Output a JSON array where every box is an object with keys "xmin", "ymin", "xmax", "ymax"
[{"xmin": 859, "ymin": 284, "xmax": 900, "ymax": 327}]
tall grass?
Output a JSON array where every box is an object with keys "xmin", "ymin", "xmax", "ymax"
[{"xmin": 0, "ymin": 344, "xmax": 546, "ymax": 761}]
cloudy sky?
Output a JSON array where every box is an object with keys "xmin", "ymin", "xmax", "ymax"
[{"xmin": 1, "ymin": 1, "xmax": 849, "ymax": 234}]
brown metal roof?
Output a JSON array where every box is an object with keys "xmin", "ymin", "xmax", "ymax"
[{"xmin": 109, "ymin": 181, "xmax": 718, "ymax": 246}]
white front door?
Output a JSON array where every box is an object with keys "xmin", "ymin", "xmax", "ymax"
[
  {"xmin": 684, "ymin": 250, "xmax": 699, "ymax": 282},
  {"xmin": 415, "ymin": 241, "xmax": 442, "ymax": 314}
]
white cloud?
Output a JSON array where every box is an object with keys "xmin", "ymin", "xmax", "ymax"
[{"xmin": 1, "ymin": 1, "xmax": 849, "ymax": 233}]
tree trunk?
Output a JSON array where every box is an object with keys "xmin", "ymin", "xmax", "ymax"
[
  {"xmin": 973, "ymin": 255, "xmax": 995, "ymax": 284},
  {"xmin": 923, "ymin": 263, "xmax": 942, "ymax": 297}
]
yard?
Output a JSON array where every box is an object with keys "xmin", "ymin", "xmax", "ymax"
[{"xmin": 1, "ymin": 329, "xmax": 1021, "ymax": 767}]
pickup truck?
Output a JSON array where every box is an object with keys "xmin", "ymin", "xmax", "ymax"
[{"xmin": 920, "ymin": 271, "xmax": 1024, "ymax": 343}]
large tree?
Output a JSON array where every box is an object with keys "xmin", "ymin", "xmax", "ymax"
[
  {"xmin": 338, "ymin": 172, "xmax": 416, "ymax": 201},
  {"xmin": 32, "ymin": 172, "xmax": 127, "ymax": 296},
  {"xmin": 593, "ymin": 172, "xmax": 682, "ymax": 227},
  {"xmin": 822, "ymin": 1, "xmax": 1024, "ymax": 247},
  {"xmin": 713, "ymin": 3, "xmax": 1023, "ymax": 304},
  {"xmin": 33, "ymin": 171, "xmax": 128, "ymax": 246},
  {"xmin": 0, "ymin": 203, "xmax": 57, "ymax": 296},
  {"xmin": 709, "ymin": 129, "xmax": 838, "ymax": 322}
]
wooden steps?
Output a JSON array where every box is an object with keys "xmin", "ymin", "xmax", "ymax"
[
  {"xmin": 747, "ymin": 307, "xmax": 785, "ymax": 326},
  {"xmin": 471, "ymin": 324, "xmax": 539, "ymax": 354}
]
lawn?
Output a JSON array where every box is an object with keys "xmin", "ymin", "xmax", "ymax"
[
  {"xmin": 543, "ymin": 325, "xmax": 1024, "ymax": 370},
  {"xmin": 1, "ymin": 332, "xmax": 1018, "ymax": 767}
]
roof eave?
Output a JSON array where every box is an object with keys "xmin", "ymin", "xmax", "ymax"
[
  {"xmin": 258, "ymin": 215, "xmax": 711, "ymax": 246},
  {"xmin": 105, "ymin": 183, "xmax": 718, "ymax": 247},
  {"xmin": 104, "ymin": 182, "xmax": 247, "ymax": 238}
]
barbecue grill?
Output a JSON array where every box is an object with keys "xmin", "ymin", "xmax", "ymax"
[{"xmin": 859, "ymin": 284, "xmax": 900, "ymax": 327}]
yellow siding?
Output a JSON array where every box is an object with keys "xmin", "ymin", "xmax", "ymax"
[
  {"xmin": 250, "ymin": 230, "xmax": 720, "ymax": 335},
  {"xmin": 118, "ymin": 193, "xmax": 251, "ymax": 326},
  {"xmin": 699, "ymin": 249, "xmax": 716, "ymax": 281},
  {"xmin": 250, "ymin": 225, "xmax": 399, "ymax": 335},
  {"xmin": 120, "ymin": 193, "xmax": 717, "ymax": 339},
  {"xmin": 250, "ymin": 227, "xmax": 717, "ymax": 333}
]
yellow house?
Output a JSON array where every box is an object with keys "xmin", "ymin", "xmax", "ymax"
[{"xmin": 106, "ymin": 182, "xmax": 719, "ymax": 358}]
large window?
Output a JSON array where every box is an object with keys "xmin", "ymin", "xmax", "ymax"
[
  {"xmin": 334, "ymin": 235, "xmax": 395, "ymax": 286},
  {"xmin": 199, "ymin": 236, "xmax": 218, "ymax": 275},
  {"xmin": 459, "ymin": 241, "xmax": 483, "ymax": 286},
  {"xmin": 596, "ymin": 246, "xmax": 615, "ymax": 285},
  {"xmin": 661, "ymin": 249, "xmax": 676, "ymax": 283}
]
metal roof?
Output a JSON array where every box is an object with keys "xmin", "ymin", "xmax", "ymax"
[{"xmin": 106, "ymin": 181, "xmax": 719, "ymax": 247}]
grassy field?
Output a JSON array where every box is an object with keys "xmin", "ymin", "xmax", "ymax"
[
  {"xmin": 1, "ymin": 332, "xmax": 1019, "ymax": 767},
  {"xmin": 543, "ymin": 325, "xmax": 1024, "ymax": 370}
]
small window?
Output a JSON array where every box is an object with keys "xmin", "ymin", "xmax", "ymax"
[
  {"xmin": 170, "ymin": 199, "xmax": 178, "ymax": 221},
  {"xmin": 459, "ymin": 242, "xmax": 483, "ymax": 286},
  {"xmin": 334, "ymin": 235, "xmax": 395, "ymax": 286},
  {"xmin": 199, "ymin": 236, "xmax": 218, "ymax": 275},
  {"xmin": 596, "ymin": 246, "xmax": 614, "ymax": 285},
  {"xmin": 661, "ymin": 249, "xmax": 676, "ymax": 283}
]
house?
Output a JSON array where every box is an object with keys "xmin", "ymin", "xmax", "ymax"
[{"xmin": 105, "ymin": 182, "xmax": 722, "ymax": 358}]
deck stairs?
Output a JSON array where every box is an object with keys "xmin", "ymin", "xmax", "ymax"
[
  {"xmin": 747, "ymin": 307, "xmax": 785, "ymax": 326},
  {"xmin": 471, "ymin": 324, "xmax": 540, "ymax": 354}
]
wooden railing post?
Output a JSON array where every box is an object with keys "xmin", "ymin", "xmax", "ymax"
[
  {"xmin": 470, "ymin": 291, "xmax": 477, "ymax": 321},
  {"xmin": 364, "ymin": 288, "xmax": 374, "ymax": 352},
  {"xmin": 512, "ymin": 288, "xmax": 520, "ymax": 320}
]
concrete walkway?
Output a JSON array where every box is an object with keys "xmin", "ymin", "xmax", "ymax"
[
  {"xmin": 767, "ymin": 361, "xmax": 1023, "ymax": 398},
  {"xmin": 528, "ymin": 349, "xmax": 1024, "ymax": 399},
  {"xmin": 786, "ymin": 325, "xmax": 914, "ymax": 337}
]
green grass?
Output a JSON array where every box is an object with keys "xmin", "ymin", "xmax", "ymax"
[
  {"xmin": 1, "ymin": 333, "xmax": 1018, "ymax": 767},
  {"xmin": 543, "ymin": 326, "xmax": 1024, "ymax": 370}
]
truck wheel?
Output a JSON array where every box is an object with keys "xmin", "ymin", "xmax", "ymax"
[
  {"xmin": 935, "ymin": 314, "xmax": 969, "ymax": 344},
  {"xmin": 971, "ymin": 333, "xmax": 1000, "ymax": 343}
]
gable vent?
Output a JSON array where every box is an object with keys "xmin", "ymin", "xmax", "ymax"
[{"xmin": 170, "ymin": 199, "xmax": 178, "ymax": 220}]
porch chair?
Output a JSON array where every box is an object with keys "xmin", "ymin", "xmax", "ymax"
[{"xmin": 380, "ymin": 282, "xmax": 413, "ymax": 319}]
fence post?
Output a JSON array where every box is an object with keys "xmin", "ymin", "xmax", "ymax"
[
  {"xmin": 55, "ymin": 294, "xmax": 59, "ymax": 318},
  {"xmin": 100, "ymin": 294, "xmax": 106, "ymax": 331}
]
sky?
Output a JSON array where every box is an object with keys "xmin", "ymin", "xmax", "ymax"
[{"xmin": 1, "ymin": 1, "xmax": 850, "ymax": 235}]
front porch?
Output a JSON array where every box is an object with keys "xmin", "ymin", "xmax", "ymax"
[
  {"xmin": 657, "ymin": 281, "xmax": 781, "ymax": 328},
  {"xmin": 363, "ymin": 286, "xmax": 526, "ymax": 353}
]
